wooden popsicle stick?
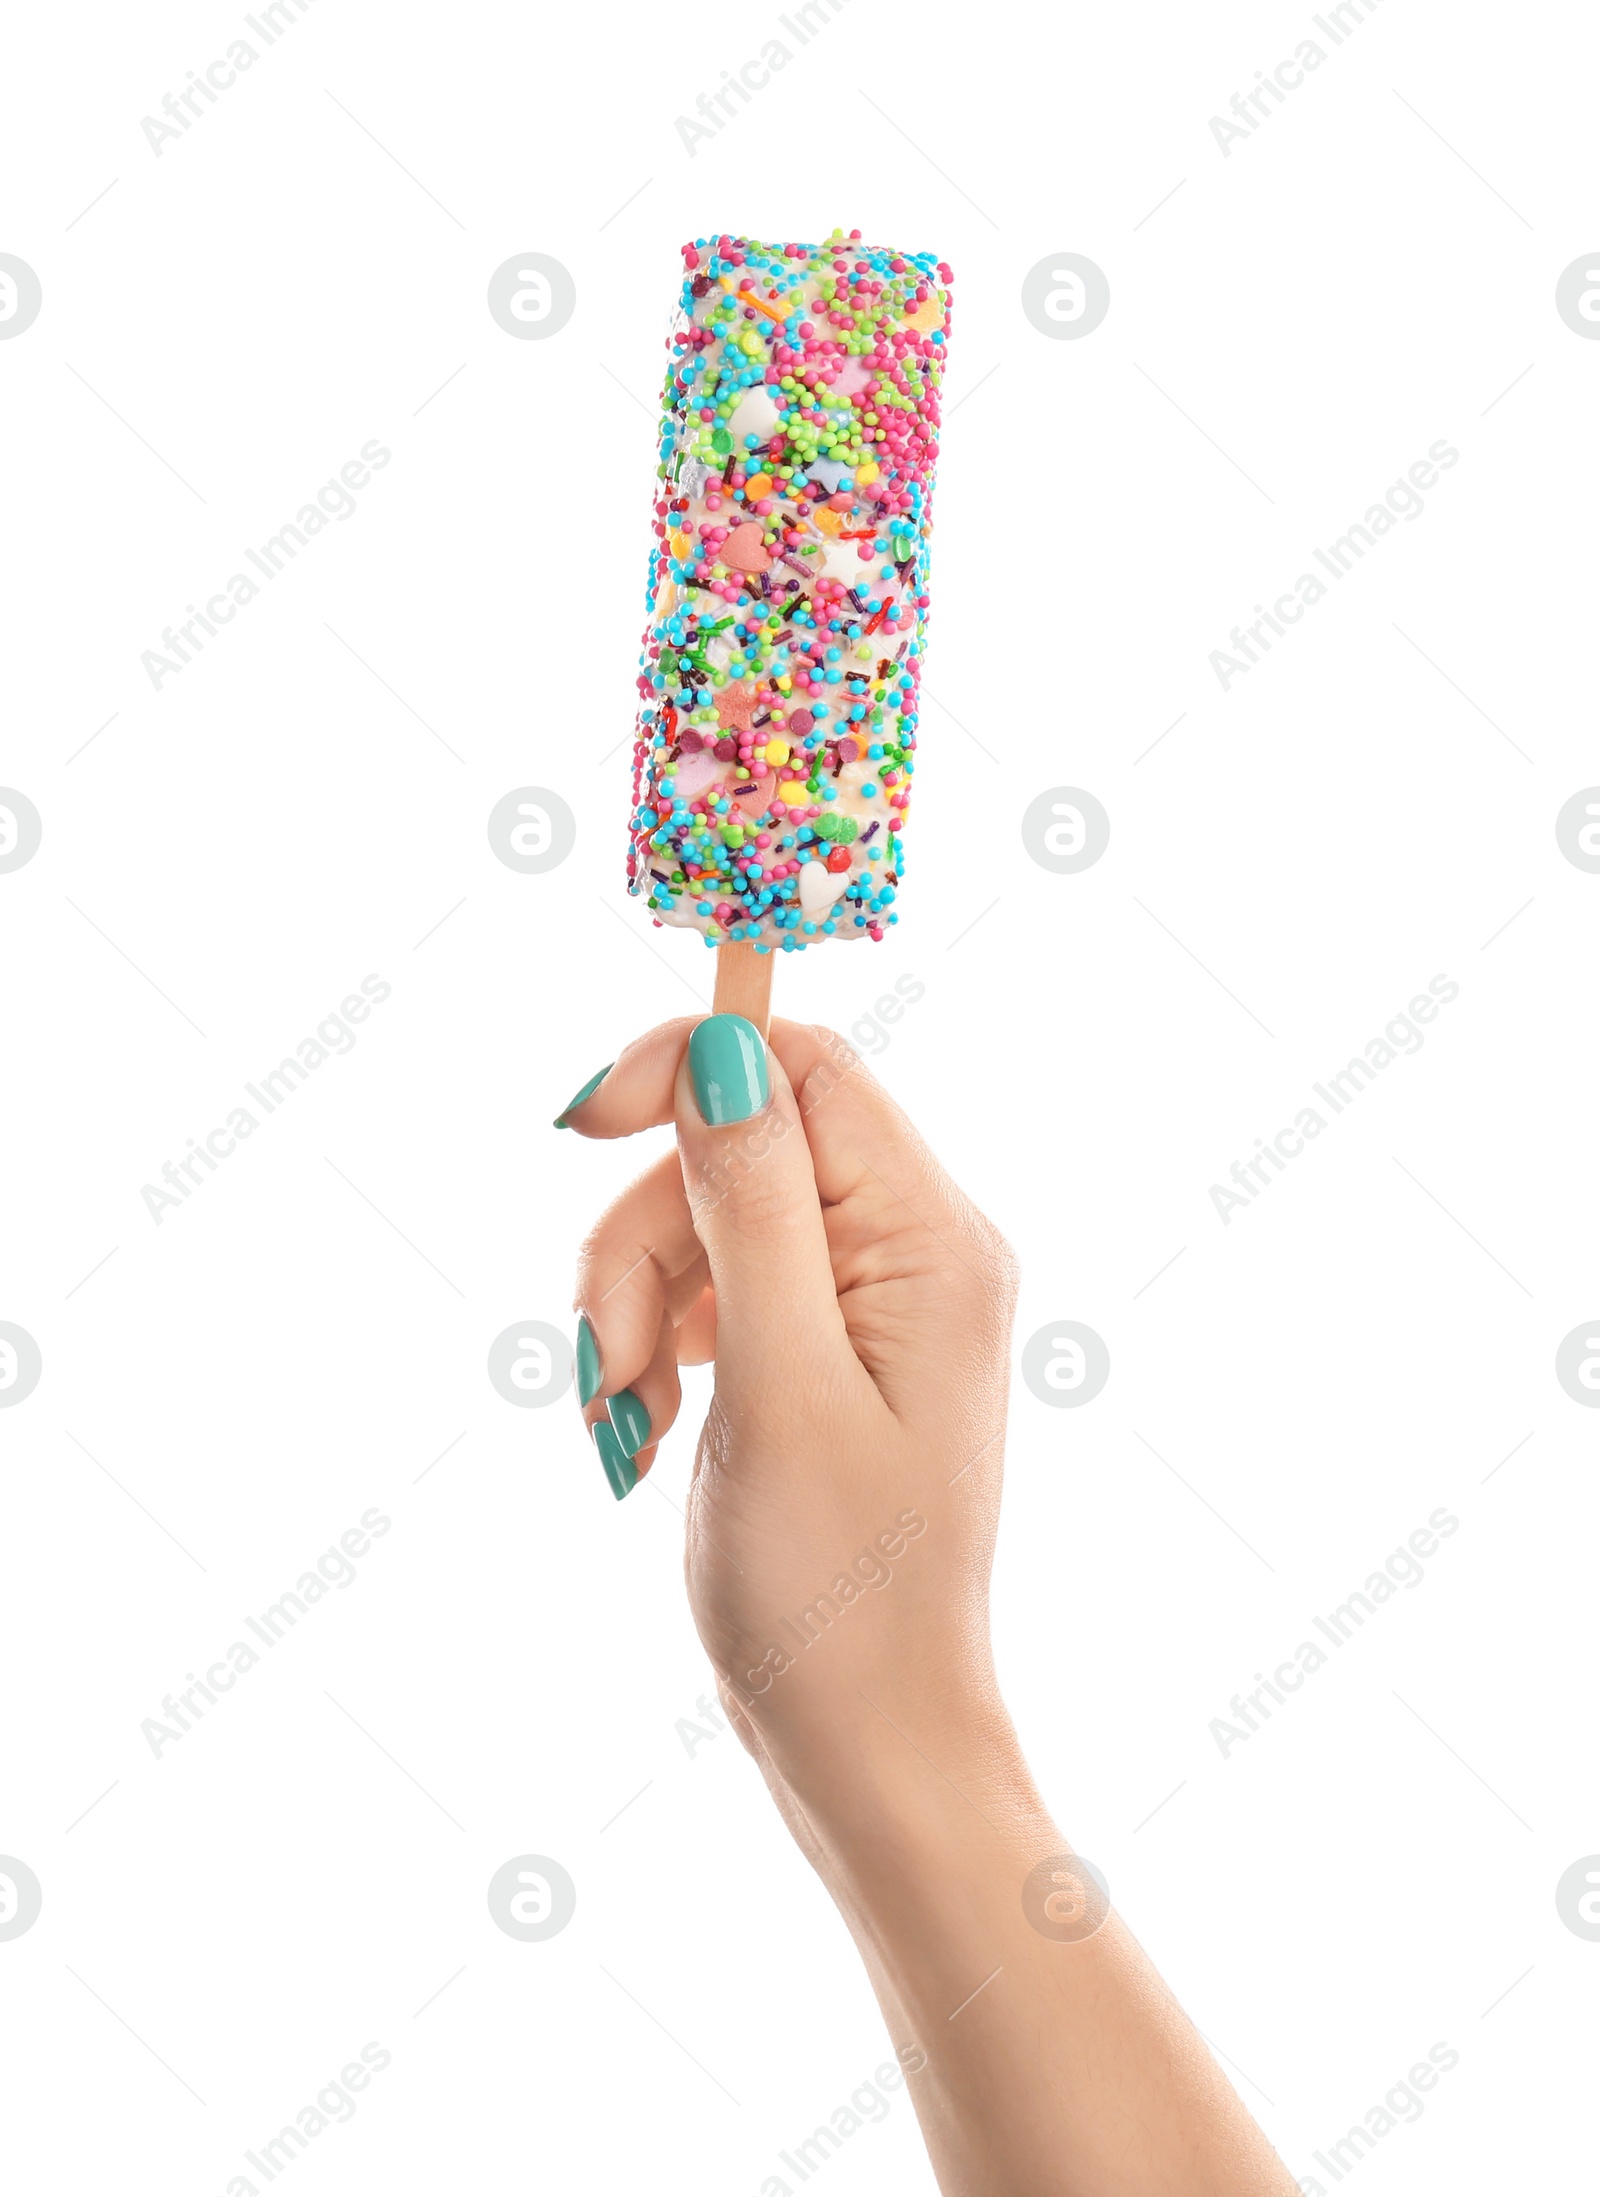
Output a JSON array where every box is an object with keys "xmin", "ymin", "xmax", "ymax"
[{"xmin": 711, "ymin": 939, "xmax": 774, "ymax": 1040}]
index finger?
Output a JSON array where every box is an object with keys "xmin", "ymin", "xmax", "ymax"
[{"xmin": 554, "ymin": 1018, "xmax": 697, "ymax": 1136}]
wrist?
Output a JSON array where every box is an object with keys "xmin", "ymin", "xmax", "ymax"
[
  {"xmin": 778, "ymin": 1703, "xmax": 1082, "ymax": 2119},
  {"xmin": 767, "ymin": 1683, "xmax": 1060, "ymax": 1894}
]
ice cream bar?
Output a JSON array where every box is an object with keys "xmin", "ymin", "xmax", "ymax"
[{"xmin": 627, "ymin": 229, "xmax": 951, "ymax": 992}]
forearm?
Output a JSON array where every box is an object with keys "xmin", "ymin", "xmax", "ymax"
[
  {"xmin": 775, "ymin": 1703, "xmax": 1298, "ymax": 2197},
  {"xmin": 570, "ymin": 1017, "xmax": 1296, "ymax": 2191}
]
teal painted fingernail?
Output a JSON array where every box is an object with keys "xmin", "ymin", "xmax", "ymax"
[
  {"xmin": 607, "ymin": 1388, "xmax": 650, "ymax": 1458},
  {"xmin": 688, "ymin": 1014, "xmax": 769, "ymax": 1126},
  {"xmin": 575, "ymin": 1316, "xmax": 601, "ymax": 1406},
  {"xmin": 593, "ymin": 1418, "xmax": 638, "ymax": 1501},
  {"xmin": 554, "ymin": 1062, "xmax": 613, "ymax": 1129}
]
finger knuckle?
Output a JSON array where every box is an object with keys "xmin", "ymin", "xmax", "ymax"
[
  {"xmin": 692, "ymin": 1146, "xmax": 797, "ymax": 1240},
  {"xmin": 575, "ymin": 1227, "xmax": 654, "ymax": 1305},
  {"xmin": 986, "ymin": 1221, "xmax": 1023, "ymax": 1295},
  {"xmin": 960, "ymin": 1204, "xmax": 1021, "ymax": 1298},
  {"xmin": 798, "ymin": 1024, "xmax": 866, "ymax": 1109}
]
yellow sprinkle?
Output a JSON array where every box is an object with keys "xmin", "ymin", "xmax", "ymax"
[
  {"xmin": 763, "ymin": 738, "xmax": 790, "ymax": 765},
  {"xmin": 856, "ymin": 460, "xmax": 879, "ymax": 485},
  {"xmin": 776, "ymin": 779, "xmax": 807, "ymax": 805},
  {"xmin": 670, "ymin": 530, "xmax": 690, "ymax": 558}
]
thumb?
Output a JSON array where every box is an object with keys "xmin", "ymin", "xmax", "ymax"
[{"xmin": 674, "ymin": 1013, "xmax": 844, "ymax": 1402}]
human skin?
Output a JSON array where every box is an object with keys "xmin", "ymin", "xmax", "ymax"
[{"xmin": 563, "ymin": 1014, "xmax": 1299, "ymax": 2197}]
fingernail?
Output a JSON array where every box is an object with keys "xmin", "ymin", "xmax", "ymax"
[
  {"xmin": 689, "ymin": 1014, "xmax": 769, "ymax": 1126},
  {"xmin": 607, "ymin": 1388, "xmax": 651, "ymax": 1458},
  {"xmin": 593, "ymin": 1418, "xmax": 638, "ymax": 1501},
  {"xmin": 554, "ymin": 1063, "xmax": 613, "ymax": 1129},
  {"xmin": 575, "ymin": 1315, "xmax": 601, "ymax": 1406}
]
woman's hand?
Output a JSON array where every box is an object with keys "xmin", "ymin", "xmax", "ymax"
[
  {"xmin": 563, "ymin": 1011, "xmax": 1019, "ymax": 1820},
  {"xmin": 563, "ymin": 1014, "xmax": 1297, "ymax": 2197}
]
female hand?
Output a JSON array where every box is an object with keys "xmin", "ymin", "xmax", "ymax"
[
  {"xmin": 563, "ymin": 1010, "xmax": 1017, "ymax": 1809},
  {"xmin": 562, "ymin": 1013, "xmax": 1296, "ymax": 2197}
]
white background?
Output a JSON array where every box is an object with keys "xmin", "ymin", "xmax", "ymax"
[{"xmin": 2, "ymin": 0, "xmax": 1596, "ymax": 2190}]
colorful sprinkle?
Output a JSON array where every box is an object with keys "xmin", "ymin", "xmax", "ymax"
[{"xmin": 626, "ymin": 228, "xmax": 949, "ymax": 950}]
